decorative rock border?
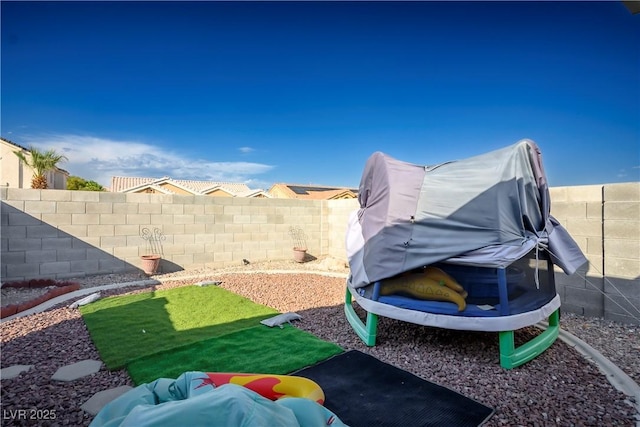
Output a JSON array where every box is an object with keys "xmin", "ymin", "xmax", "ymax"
[{"xmin": 1, "ymin": 280, "xmax": 81, "ymax": 319}]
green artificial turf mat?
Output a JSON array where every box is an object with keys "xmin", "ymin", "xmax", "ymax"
[
  {"xmin": 127, "ymin": 324, "xmax": 344, "ymax": 385},
  {"xmin": 80, "ymin": 285, "xmax": 278, "ymax": 369}
]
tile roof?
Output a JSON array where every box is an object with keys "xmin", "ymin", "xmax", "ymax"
[
  {"xmin": 235, "ymin": 189, "xmax": 272, "ymax": 198},
  {"xmin": 0, "ymin": 137, "xmax": 29, "ymax": 152},
  {"xmin": 268, "ymin": 183, "xmax": 358, "ymax": 200},
  {"xmin": 110, "ymin": 176, "xmax": 252, "ymax": 195}
]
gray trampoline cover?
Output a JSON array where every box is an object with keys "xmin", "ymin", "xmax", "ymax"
[{"xmin": 346, "ymin": 139, "xmax": 587, "ymax": 288}]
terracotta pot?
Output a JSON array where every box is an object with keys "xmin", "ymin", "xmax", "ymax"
[
  {"xmin": 293, "ymin": 247, "xmax": 307, "ymax": 263},
  {"xmin": 141, "ymin": 254, "xmax": 161, "ymax": 275}
]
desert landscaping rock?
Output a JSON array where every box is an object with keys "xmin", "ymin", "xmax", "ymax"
[
  {"xmin": 52, "ymin": 360, "xmax": 103, "ymax": 382},
  {"xmin": 1, "ymin": 258, "xmax": 638, "ymax": 426}
]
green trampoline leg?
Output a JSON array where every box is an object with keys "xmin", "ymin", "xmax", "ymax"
[
  {"xmin": 499, "ymin": 309, "xmax": 560, "ymax": 369},
  {"xmin": 344, "ymin": 287, "xmax": 378, "ymax": 346}
]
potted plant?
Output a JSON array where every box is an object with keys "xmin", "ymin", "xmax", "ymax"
[
  {"xmin": 289, "ymin": 226, "xmax": 308, "ymax": 263},
  {"xmin": 140, "ymin": 254, "xmax": 162, "ymax": 275},
  {"xmin": 140, "ymin": 227, "xmax": 165, "ymax": 275}
]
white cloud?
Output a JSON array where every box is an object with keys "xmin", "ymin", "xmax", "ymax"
[
  {"xmin": 616, "ymin": 166, "xmax": 640, "ymax": 181},
  {"xmin": 238, "ymin": 146, "xmax": 255, "ymax": 154},
  {"xmin": 21, "ymin": 134, "xmax": 274, "ymax": 188}
]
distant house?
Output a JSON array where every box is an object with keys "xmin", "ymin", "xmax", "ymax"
[
  {"xmin": 0, "ymin": 137, "xmax": 69, "ymax": 189},
  {"xmin": 268, "ymin": 183, "xmax": 358, "ymax": 200},
  {"xmin": 110, "ymin": 176, "xmax": 271, "ymax": 198}
]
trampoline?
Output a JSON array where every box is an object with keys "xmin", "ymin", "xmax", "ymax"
[{"xmin": 344, "ymin": 140, "xmax": 587, "ymax": 369}]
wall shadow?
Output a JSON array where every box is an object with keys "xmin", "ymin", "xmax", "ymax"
[
  {"xmin": 0, "ymin": 202, "xmax": 170, "ymax": 280},
  {"xmin": 158, "ymin": 259, "xmax": 184, "ymax": 274}
]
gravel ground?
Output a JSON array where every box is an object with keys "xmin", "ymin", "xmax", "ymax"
[{"xmin": 1, "ymin": 258, "xmax": 639, "ymax": 426}]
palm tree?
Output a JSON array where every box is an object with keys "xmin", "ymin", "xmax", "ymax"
[{"xmin": 13, "ymin": 146, "xmax": 68, "ymax": 189}]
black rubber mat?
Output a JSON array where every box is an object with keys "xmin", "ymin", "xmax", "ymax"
[{"xmin": 293, "ymin": 350, "xmax": 494, "ymax": 427}]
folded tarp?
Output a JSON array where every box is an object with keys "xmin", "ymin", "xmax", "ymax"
[
  {"xmin": 89, "ymin": 371, "xmax": 347, "ymax": 427},
  {"xmin": 347, "ymin": 139, "xmax": 587, "ymax": 289}
]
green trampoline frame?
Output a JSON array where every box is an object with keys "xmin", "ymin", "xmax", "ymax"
[{"xmin": 345, "ymin": 286, "xmax": 560, "ymax": 369}]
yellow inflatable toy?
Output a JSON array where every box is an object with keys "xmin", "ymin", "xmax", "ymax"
[
  {"xmin": 380, "ymin": 269, "xmax": 467, "ymax": 311},
  {"xmin": 423, "ymin": 266, "xmax": 467, "ymax": 297}
]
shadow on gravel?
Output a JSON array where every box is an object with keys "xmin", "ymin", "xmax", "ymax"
[{"xmin": 293, "ymin": 301, "xmax": 638, "ymax": 427}]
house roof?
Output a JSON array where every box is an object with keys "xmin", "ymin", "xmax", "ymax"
[
  {"xmin": 110, "ymin": 176, "xmax": 254, "ymax": 196},
  {"xmin": 0, "ymin": 137, "xmax": 29, "ymax": 152},
  {"xmin": 1, "ymin": 137, "xmax": 69, "ymax": 176},
  {"xmin": 268, "ymin": 183, "xmax": 358, "ymax": 200},
  {"xmin": 236, "ymin": 188, "xmax": 272, "ymax": 198}
]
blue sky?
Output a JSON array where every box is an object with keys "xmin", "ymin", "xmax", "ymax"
[{"xmin": 2, "ymin": 1, "xmax": 638, "ymax": 190}]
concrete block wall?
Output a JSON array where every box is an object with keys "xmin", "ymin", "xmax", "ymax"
[
  {"xmin": 2, "ymin": 183, "xmax": 638, "ymax": 324},
  {"xmin": 1, "ymin": 188, "xmax": 324, "ymax": 280},
  {"xmin": 325, "ymin": 199, "xmax": 359, "ymax": 260},
  {"xmin": 602, "ymin": 183, "xmax": 640, "ymax": 324},
  {"xmin": 550, "ymin": 184, "xmax": 605, "ymax": 318},
  {"xmin": 550, "ymin": 182, "xmax": 640, "ymax": 324}
]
